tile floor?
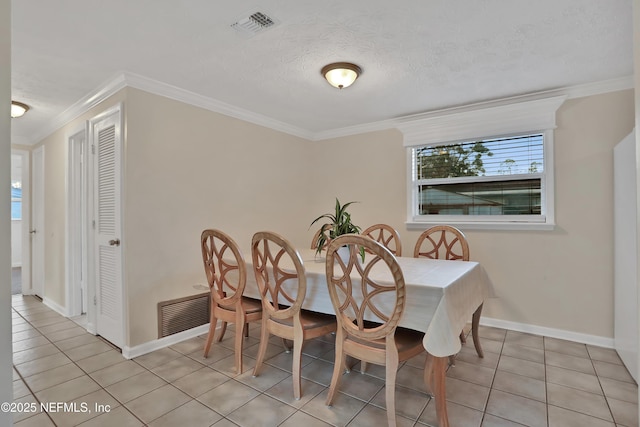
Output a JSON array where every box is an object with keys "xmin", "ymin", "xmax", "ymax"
[{"xmin": 10, "ymin": 294, "xmax": 639, "ymax": 426}]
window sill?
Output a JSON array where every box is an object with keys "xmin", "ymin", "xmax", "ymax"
[{"xmin": 406, "ymin": 221, "xmax": 555, "ymax": 231}]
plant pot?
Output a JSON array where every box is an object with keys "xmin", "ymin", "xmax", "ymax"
[{"xmin": 337, "ymin": 245, "xmax": 351, "ymax": 264}]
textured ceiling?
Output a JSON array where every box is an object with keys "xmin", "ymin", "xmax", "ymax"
[{"xmin": 10, "ymin": 0, "xmax": 633, "ymax": 144}]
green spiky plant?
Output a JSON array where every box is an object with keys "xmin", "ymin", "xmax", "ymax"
[{"xmin": 310, "ymin": 198, "xmax": 365, "ymax": 261}]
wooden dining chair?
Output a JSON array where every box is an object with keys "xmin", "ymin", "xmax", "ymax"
[
  {"xmin": 362, "ymin": 223, "xmax": 403, "ymax": 256},
  {"xmin": 325, "ymin": 234, "xmax": 429, "ymax": 427},
  {"xmin": 413, "ymin": 225, "xmax": 469, "ymax": 261},
  {"xmin": 413, "ymin": 225, "xmax": 483, "ymax": 358},
  {"xmin": 251, "ymin": 231, "xmax": 337, "ymax": 399},
  {"xmin": 201, "ymin": 229, "xmax": 262, "ymax": 374}
]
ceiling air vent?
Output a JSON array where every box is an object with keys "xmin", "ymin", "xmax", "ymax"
[{"xmin": 231, "ymin": 11, "xmax": 278, "ymax": 37}]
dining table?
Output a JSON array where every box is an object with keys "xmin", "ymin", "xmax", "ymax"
[{"xmin": 241, "ymin": 247, "xmax": 494, "ymax": 427}]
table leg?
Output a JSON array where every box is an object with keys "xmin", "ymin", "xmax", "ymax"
[
  {"xmin": 472, "ymin": 302, "xmax": 484, "ymax": 358},
  {"xmin": 432, "ymin": 356, "xmax": 449, "ymax": 427}
]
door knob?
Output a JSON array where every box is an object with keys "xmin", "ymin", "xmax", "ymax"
[
  {"xmin": 108, "ymin": 238, "xmax": 121, "ymax": 246},
  {"xmin": 29, "ymin": 229, "xmax": 37, "ymax": 234}
]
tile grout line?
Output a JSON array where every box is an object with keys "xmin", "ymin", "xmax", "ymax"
[
  {"xmin": 12, "ymin": 296, "xmax": 638, "ymax": 426},
  {"xmin": 11, "ymin": 306, "xmax": 58, "ymax": 426},
  {"xmin": 12, "ymin": 297, "xmax": 148, "ymax": 426},
  {"xmin": 588, "ymin": 344, "xmax": 618, "ymax": 425},
  {"xmin": 477, "ymin": 329, "xmax": 505, "ymax": 427},
  {"xmin": 543, "ymin": 334, "xmax": 549, "ymax": 427}
]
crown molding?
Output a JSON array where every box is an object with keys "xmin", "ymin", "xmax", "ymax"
[
  {"xmin": 27, "ymin": 73, "xmax": 128, "ymax": 145},
  {"xmin": 311, "ymin": 118, "xmax": 397, "ymax": 141},
  {"xmin": 24, "ymin": 73, "xmax": 633, "ymax": 145},
  {"xmin": 24, "ymin": 71, "xmax": 314, "ymax": 145},
  {"xmin": 121, "ymin": 72, "xmax": 314, "ymax": 140},
  {"xmin": 561, "ymin": 75, "xmax": 633, "ymax": 99},
  {"xmin": 313, "ymin": 75, "xmax": 634, "ymax": 141}
]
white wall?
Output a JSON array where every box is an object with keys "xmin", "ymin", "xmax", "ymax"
[
  {"xmin": 11, "ymin": 221, "xmax": 21, "ymax": 267},
  {"xmin": 633, "ymin": 0, "xmax": 640, "ymax": 416},
  {"xmin": 0, "ymin": 0, "xmax": 14, "ymax": 423}
]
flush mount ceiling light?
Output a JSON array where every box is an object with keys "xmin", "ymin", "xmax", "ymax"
[
  {"xmin": 321, "ymin": 62, "xmax": 362, "ymax": 89},
  {"xmin": 11, "ymin": 101, "xmax": 29, "ymax": 118}
]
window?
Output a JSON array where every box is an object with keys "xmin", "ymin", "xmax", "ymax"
[
  {"xmin": 11, "ymin": 183, "xmax": 21, "ymax": 220},
  {"xmin": 399, "ymin": 95, "xmax": 564, "ymax": 230},
  {"xmin": 412, "ymin": 133, "xmax": 547, "ymax": 222}
]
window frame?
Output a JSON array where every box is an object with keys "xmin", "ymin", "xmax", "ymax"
[
  {"xmin": 398, "ymin": 96, "xmax": 564, "ymax": 231},
  {"xmin": 407, "ymin": 129, "xmax": 554, "ymax": 230}
]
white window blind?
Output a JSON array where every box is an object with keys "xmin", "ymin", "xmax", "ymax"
[
  {"xmin": 414, "ymin": 134, "xmax": 544, "ymax": 218},
  {"xmin": 400, "ymin": 95, "xmax": 563, "ymax": 230}
]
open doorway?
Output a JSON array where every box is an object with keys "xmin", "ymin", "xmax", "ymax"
[
  {"xmin": 11, "ymin": 149, "xmax": 30, "ymax": 295},
  {"xmin": 10, "ymin": 153, "xmax": 21, "ymax": 294}
]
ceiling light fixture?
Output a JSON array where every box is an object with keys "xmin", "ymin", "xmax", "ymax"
[
  {"xmin": 11, "ymin": 101, "xmax": 29, "ymax": 118},
  {"xmin": 321, "ymin": 62, "xmax": 362, "ymax": 89}
]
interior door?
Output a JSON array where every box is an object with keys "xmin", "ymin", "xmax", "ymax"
[
  {"xmin": 90, "ymin": 106, "xmax": 124, "ymax": 348},
  {"xmin": 613, "ymin": 130, "xmax": 638, "ymax": 381},
  {"xmin": 31, "ymin": 146, "xmax": 44, "ymax": 298}
]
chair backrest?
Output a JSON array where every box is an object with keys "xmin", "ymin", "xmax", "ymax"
[
  {"xmin": 310, "ymin": 224, "xmax": 332, "ymax": 250},
  {"xmin": 413, "ymin": 225, "xmax": 469, "ymax": 261},
  {"xmin": 252, "ymin": 231, "xmax": 307, "ymax": 320},
  {"xmin": 201, "ymin": 229, "xmax": 247, "ymax": 307},
  {"xmin": 362, "ymin": 223, "xmax": 402, "ymax": 256},
  {"xmin": 326, "ymin": 234, "xmax": 406, "ymax": 341}
]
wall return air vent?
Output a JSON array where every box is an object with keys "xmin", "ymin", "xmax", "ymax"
[{"xmin": 231, "ymin": 11, "xmax": 278, "ymax": 37}]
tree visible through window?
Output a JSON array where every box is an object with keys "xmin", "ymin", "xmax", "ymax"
[{"xmin": 413, "ymin": 134, "xmax": 545, "ymax": 219}]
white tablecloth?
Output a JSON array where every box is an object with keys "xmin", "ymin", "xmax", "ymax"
[{"xmin": 243, "ymin": 248, "xmax": 493, "ymax": 358}]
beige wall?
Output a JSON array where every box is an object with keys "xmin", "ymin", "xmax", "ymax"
[
  {"xmin": 312, "ymin": 90, "xmax": 634, "ymax": 339},
  {"xmin": 124, "ymin": 88, "xmax": 312, "ymax": 345},
  {"xmin": 34, "ymin": 86, "xmax": 634, "ymax": 348}
]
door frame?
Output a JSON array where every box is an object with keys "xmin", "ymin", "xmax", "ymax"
[
  {"xmin": 66, "ymin": 126, "xmax": 88, "ymax": 317},
  {"xmin": 86, "ymin": 103, "xmax": 126, "ymax": 344},
  {"xmin": 11, "ymin": 148, "xmax": 30, "ymax": 294},
  {"xmin": 31, "ymin": 146, "xmax": 44, "ymax": 298}
]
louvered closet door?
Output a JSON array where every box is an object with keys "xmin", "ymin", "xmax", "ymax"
[{"xmin": 91, "ymin": 108, "xmax": 123, "ymax": 348}]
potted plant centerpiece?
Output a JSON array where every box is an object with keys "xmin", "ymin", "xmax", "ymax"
[{"xmin": 310, "ymin": 198, "xmax": 365, "ymax": 261}]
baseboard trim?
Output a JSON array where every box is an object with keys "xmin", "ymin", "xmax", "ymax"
[
  {"xmin": 42, "ymin": 298, "xmax": 70, "ymax": 317},
  {"xmin": 121, "ymin": 324, "xmax": 210, "ymax": 359},
  {"xmin": 118, "ymin": 317, "xmax": 615, "ymax": 360},
  {"xmin": 481, "ymin": 317, "xmax": 615, "ymax": 349}
]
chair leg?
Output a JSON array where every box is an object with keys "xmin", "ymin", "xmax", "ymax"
[
  {"xmin": 244, "ymin": 323, "xmax": 250, "ymax": 338},
  {"xmin": 448, "ymin": 354, "xmax": 456, "ymax": 366},
  {"xmin": 234, "ymin": 312, "xmax": 246, "ymax": 374},
  {"xmin": 423, "ymin": 353, "xmax": 434, "ymax": 396},
  {"xmin": 282, "ymin": 338, "xmax": 293, "ymax": 353},
  {"xmin": 215, "ymin": 321, "xmax": 227, "ymax": 342},
  {"xmin": 360, "ymin": 361, "xmax": 368, "ymax": 374},
  {"xmin": 472, "ymin": 303, "xmax": 484, "ymax": 358},
  {"xmin": 292, "ymin": 338, "xmax": 303, "ymax": 400},
  {"xmin": 459, "ymin": 330, "xmax": 466, "ymax": 344},
  {"xmin": 326, "ymin": 333, "xmax": 346, "ymax": 406},
  {"xmin": 385, "ymin": 351, "xmax": 400, "ymax": 427},
  {"xmin": 203, "ymin": 314, "xmax": 218, "ymax": 358},
  {"xmin": 252, "ymin": 319, "xmax": 270, "ymax": 378}
]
